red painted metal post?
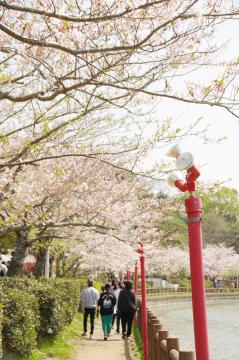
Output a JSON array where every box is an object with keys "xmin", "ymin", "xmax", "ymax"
[
  {"xmin": 134, "ymin": 260, "xmax": 138, "ymax": 296},
  {"xmin": 167, "ymin": 147, "xmax": 210, "ymax": 360},
  {"xmin": 126, "ymin": 266, "xmax": 131, "ymax": 280},
  {"xmin": 185, "ymin": 195, "xmax": 210, "ymax": 360},
  {"xmin": 134, "ymin": 260, "xmax": 138, "ymax": 325},
  {"xmin": 137, "ymin": 244, "xmax": 148, "ymax": 360}
]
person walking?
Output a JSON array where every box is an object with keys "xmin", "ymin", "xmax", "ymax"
[
  {"xmin": 111, "ymin": 279, "xmax": 117, "ymax": 293},
  {"xmin": 98, "ymin": 283, "xmax": 116, "ymax": 340},
  {"xmin": 118, "ymin": 280, "xmax": 136, "ymax": 339},
  {"xmin": 114, "ymin": 281, "xmax": 124, "ymax": 333},
  {"xmin": 110, "ymin": 279, "xmax": 117, "ymax": 329},
  {"xmin": 81, "ymin": 279, "xmax": 99, "ymax": 339},
  {"xmin": 0, "ymin": 256, "xmax": 8, "ymax": 276},
  {"xmin": 100, "ymin": 285, "xmax": 105, "ymax": 294}
]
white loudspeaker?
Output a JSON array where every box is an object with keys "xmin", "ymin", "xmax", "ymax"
[
  {"xmin": 176, "ymin": 152, "xmax": 194, "ymax": 170},
  {"xmin": 167, "ymin": 173, "xmax": 180, "ymax": 187},
  {"xmin": 166, "ymin": 144, "xmax": 181, "ymax": 158}
]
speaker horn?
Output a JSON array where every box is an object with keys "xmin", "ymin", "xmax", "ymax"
[
  {"xmin": 166, "ymin": 144, "xmax": 181, "ymax": 158},
  {"xmin": 167, "ymin": 173, "xmax": 187, "ymax": 192},
  {"xmin": 176, "ymin": 152, "xmax": 194, "ymax": 170},
  {"xmin": 167, "ymin": 173, "xmax": 180, "ymax": 187}
]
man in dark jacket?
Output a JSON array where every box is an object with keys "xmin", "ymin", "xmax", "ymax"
[
  {"xmin": 98, "ymin": 283, "xmax": 116, "ymax": 340},
  {"xmin": 118, "ymin": 280, "xmax": 136, "ymax": 339}
]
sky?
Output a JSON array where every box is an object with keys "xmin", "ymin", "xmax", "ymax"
[
  {"xmin": 160, "ymin": 101, "xmax": 239, "ymax": 191},
  {"xmin": 146, "ymin": 19, "xmax": 239, "ymax": 192}
]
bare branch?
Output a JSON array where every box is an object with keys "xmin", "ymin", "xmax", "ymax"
[
  {"xmin": 0, "ymin": 1, "xmax": 199, "ymax": 57},
  {"xmin": 0, "ymin": 1, "xmax": 167, "ymax": 23}
]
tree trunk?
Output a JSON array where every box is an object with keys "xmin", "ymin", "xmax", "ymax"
[
  {"xmin": 35, "ymin": 247, "xmax": 46, "ymax": 277},
  {"xmin": 8, "ymin": 227, "xmax": 29, "ymax": 275},
  {"xmin": 55, "ymin": 256, "xmax": 61, "ymax": 278}
]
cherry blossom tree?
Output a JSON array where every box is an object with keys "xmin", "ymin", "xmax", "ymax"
[
  {"xmin": 0, "ymin": 0, "xmax": 238, "ymax": 116},
  {"xmin": 63, "ymin": 235, "xmax": 138, "ymax": 277},
  {"xmin": 0, "ymin": 153, "xmax": 172, "ymax": 274},
  {"xmin": 1, "ymin": 0, "xmax": 239, "ymax": 276},
  {"xmin": 144, "ymin": 244, "xmax": 189, "ymax": 276},
  {"xmin": 203, "ymin": 244, "xmax": 238, "ymax": 286},
  {"xmin": 0, "ymin": 0, "xmax": 239, "ymax": 173}
]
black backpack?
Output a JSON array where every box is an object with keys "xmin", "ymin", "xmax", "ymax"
[{"xmin": 102, "ymin": 294, "xmax": 113, "ymax": 309}]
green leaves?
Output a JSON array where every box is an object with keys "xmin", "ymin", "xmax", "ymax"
[
  {"xmin": 0, "ymin": 287, "xmax": 39, "ymax": 355},
  {"xmin": 0, "ymin": 278, "xmax": 82, "ymax": 356}
]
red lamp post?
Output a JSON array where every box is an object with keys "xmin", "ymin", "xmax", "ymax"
[
  {"xmin": 134, "ymin": 260, "xmax": 138, "ymax": 296},
  {"xmin": 126, "ymin": 266, "xmax": 131, "ymax": 280},
  {"xmin": 134, "ymin": 260, "xmax": 138, "ymax": 325},
  {"xmin": 168, "ymin": 146, "xmax": 210, "ymax": 360},
  {"xmin": 136, "ymin": 242, "xmax": 148, "ymax": 360}
]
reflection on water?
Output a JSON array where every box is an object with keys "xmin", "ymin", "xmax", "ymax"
[{"xmin": 149, "ymin": 299, "xmax": 239, "ymax": 360}]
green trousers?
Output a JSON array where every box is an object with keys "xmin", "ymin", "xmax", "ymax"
[{"xmin": 101, "ymin": 314, "xmax": 113, "ymax": 335}]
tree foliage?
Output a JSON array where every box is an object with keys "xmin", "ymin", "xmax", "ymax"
[
  {"xmin": 201, "ymin": 187, "xmax": 239, "ymax": 251},
  {"xmin": 1, "ymin": 1, "xmax": 239, "ymax": 274},
  {"xmin": 159, "ymin": 186, "xmax": 239, "ymax": 252}
]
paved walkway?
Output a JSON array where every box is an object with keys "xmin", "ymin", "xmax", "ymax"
[{"xmin": 72, "ymin": 321, "xmax": 136, "ymax": 360}]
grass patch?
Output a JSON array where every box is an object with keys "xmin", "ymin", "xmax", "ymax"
[
  {"xmin": 147, "ymin": 292, "xmax": 192, "ymax": 298},
  {"xmin": 38, "ymin": 312, "xmax": 84, "ymax": 359},
  {"xmin": 4, "ymin": 313, "xmax": 84, "ymax": 360},
  {"xmin": 132, "ymin": 324, "xmax": 143, "ymax": 360}
]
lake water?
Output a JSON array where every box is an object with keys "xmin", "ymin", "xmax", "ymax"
[{"xmin": 149, "ymin": 298, "xmax": 239, "ymax": 360}]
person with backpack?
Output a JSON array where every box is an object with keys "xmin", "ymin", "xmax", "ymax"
[
  {"xmin": 81, "ymin": 279, "xmax": 99, "ymax": 339},
  {"xmin": 98, "ymin": 283, "xmax": 116, "ymax": 340},
  {"xmin": 117, "ymin": 280, "xmax": 136, "ymax": 339}
]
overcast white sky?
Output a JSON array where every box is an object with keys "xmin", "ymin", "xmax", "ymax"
[
  {"xmin": 161, "ymin": 101, "xmax": 239, "ymax": 191},
  {"xmin": 148, "ymin": 19, "xmax": 239, "ymax": 192}
]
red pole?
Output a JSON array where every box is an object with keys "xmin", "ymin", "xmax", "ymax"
[
  {"xmin": 134, "ymin": 260, "xmax": 138, "ymax": 296},
  {"xmin": 137, "ymin": 244, "xmax": 148, "ymax": 360},
  {"xmin": 167, "ymin": 147, "xmax": 210, "ymax": 360},
  {"xmin": 134, "ymin": 260, "xmax": 138, "ymax": 325},
  {"xmin": 185, "ymin": 195, "xmax": 210, "ymax": 360},
  {"xmin": 126, "ymin": 266, "xmax": 131, "ymax": 280}
]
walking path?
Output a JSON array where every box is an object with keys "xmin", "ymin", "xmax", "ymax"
[{"xmin": 72, "ymin": 321, "xmax": 137, "ymax": 360}]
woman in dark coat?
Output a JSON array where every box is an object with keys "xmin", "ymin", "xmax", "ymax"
[{"xmin": 117, "ymin": 280, "xmax": 136, "ymax": 339}]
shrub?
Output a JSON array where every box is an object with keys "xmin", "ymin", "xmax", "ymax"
[
  {"xmin": 35, "ymin": 283, "xmax": 66, "ymax": 336},
  {"xmin": 52, "ymin": 279, "xmax": 81, "ymax": 325},
  {"xmin": 0, "ymin": 276, "xmax": 34, "ymax": 290},
  {"xmin": 204, "ymin": 278, "xmax": 213, "ymax": 288},
  {"xmin": 179, "ymin": 277, "xmax": 191, "ymax": 288},
  {"xmin": 0, "ymin": 303, "xmax": 3, "ymax": 359},
  {"xmin": 0, "ymin": 277, "xmax": 85, "ymax": 356},
  {"xmin": 0, "ymin": 288, "xmax": 39, "ymax": 356}
]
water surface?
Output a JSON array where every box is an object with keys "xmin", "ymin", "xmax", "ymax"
[{"xmin": 149, "ymin": 298, "xmax": 239, "ymax": 360}]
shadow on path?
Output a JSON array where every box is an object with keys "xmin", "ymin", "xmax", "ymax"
[{"xmin": 124, "ymin": 339, "xmax": 134, "ymax": 360}]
